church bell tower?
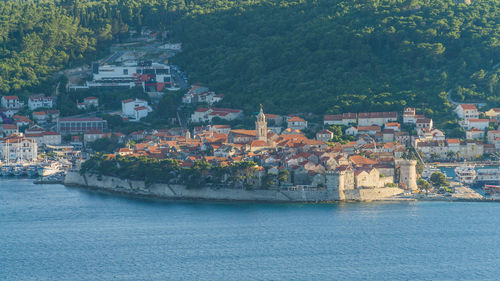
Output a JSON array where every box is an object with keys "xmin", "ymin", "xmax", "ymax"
[{"xmin": 255, "ymin": 105, "xmax": 267, "ymax": 142}]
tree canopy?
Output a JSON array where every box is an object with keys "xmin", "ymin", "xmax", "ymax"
[{"xmin": 0, "ymin": 0, "xmax": 500, "ymax": 119}]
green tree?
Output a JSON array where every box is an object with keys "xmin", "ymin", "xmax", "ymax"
[
  {"xmin": 417, "ymin": 179, "xmax": 431, "ymax": 191},
  {"xmin": 430, "ymin": 172, "xmax": 448, "ymax": 188},
  {"xmin": 277, "ymin": 169, "xmax": 290, "ymax": 185}
]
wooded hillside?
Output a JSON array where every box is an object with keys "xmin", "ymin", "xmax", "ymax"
[{"xmin": 1, "ymin": 0, "xmax": 499, "ymax": 118}]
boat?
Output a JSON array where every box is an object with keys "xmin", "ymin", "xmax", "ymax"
[
  {"xmin": 454, "ymin": 165, "xmax": 477, "ymax": 185},
  {"xmin": 475, "ymin": 167, "xmax": 500, "ymax": 187},
  {"xmin": 13, "ymin": 165, "xmax": 25, "ymax": 176},
  {"xmin": 1, "ymin": 165, "xmax": 12, "ymax": 176},
  {"xmin": 422, "ymin": 166, "xmax": 441, "ymax": 179},
  {"xmin": 484, "ymin": 185, "xmax": 500, "ymax": 195},
  {"xmin": 26, "ymin": 166, "xmax": 38, "ymax": 177},
  {"xmin": 38, "ymin": 162, "xmax": 61, "ymax": 177}
]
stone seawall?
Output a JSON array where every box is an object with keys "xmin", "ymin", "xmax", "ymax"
[
  {"xmin": 64, "ymin": 171, "xmax": 404, "ymax": 202},
  {"xmin": 344, "ymin": 188, "xmax": 404, "ymax": 201}
]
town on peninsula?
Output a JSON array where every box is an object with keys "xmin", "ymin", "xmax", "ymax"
[{"xmin": 0, "ymin": 30, "xmax": 498, "ymax": 203}]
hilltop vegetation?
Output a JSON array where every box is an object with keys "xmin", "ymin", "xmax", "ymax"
[
  {"xmin": 173, "ymin": 0, "xmax": 500, "ymax": 118},
  {"xmin": 1, "ymin": 0, "xmax": 500, "ymax": 119}
]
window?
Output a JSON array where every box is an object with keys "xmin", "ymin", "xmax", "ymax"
[{"xmin": 123, "ymin": 69, "xmax": 128, "ymax": 75}]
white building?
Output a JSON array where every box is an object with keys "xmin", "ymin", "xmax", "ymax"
[
  {"xmin": 190, "ymin": 108, "xmax": 243, "ymax": 123},
  {"xmin": 28, "ymin": 95, "xmax": 53, "ymax": 110},
  {"xmin": 87, "ymin": 61, "xmax": 173, "ymax": 91},
  {"xmin": 122, "ymin": 99, "xmax": 152, "ymax": 121},
  {"xmin": 487, "ymin": 130, "xmax": 500, "ymax": 144},
  {"xmin": 316, "ymin": 130, "xmax": 334, "ymax": 142},
  {"xmin": 32, "ymin": 111, "xmax": 48, "ymax": 123},
  {"xmin": 415, "ymin": 139, "xmax": 484, "ymax": 160},
  {"xmin": 0, "ymin": 134, "xmax": 37, "ymax": 162},
  {"xmin": 358, "ymin": 112, "xmax": 397, "ymax": 126},
  {"xmin": 84, "ymin": 97, "xmax": 99, "ymax": 108},
  {"xmin": 403, "ymin": 107, "xmax": 416, "ymax": 124},
  {"xmin": 41, "ymin": 132, "xmax": 62, "ymax": 145},
  {"xmin": 1, "ymin": 96, "xmax": 24, "ymax": 109},
  {"xmin": 466, "ymin": 128, "xmax": 485, "ymax": 140},
  {"xmin": 455, "ymin": 104, "xmax": 478, "ymax": 120},
  {"xmin": 323, "ymin": 113, "xmax": 357, "ymax": 126},
  {"xmin": 84, "ymin": 130, "xmax": 105, "ymax": 145},
  {"xmin": 209, "ymin": 125, "xmax": 231, "ymax": 134},
  {"xmin": 416, "ymin": 118, "xmax": 433, "ymax": 130},
  {"xmin": 1, "ymin": 124, "xmax": 18, "ymax": 136},
  {"xmin": 462, "ymin": 118, "xmax": 489, "ymax": 130},
  {"xmin": 182, "ymin": 85, "xmax": 223, "ymax": 105},
  {"xmin": 159, "ymin": 43, "xmax": 182, "ymax": 51},
  {"xmin": 287, "ymin": 116, "xmax": 308, "ymax": 130}
]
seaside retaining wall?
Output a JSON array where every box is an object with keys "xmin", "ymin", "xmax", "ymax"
[
  {"xmin": 344, "ymin": 188, "xmax": 404, "ymax": 201},
  {"xmin": 64, "ymin": 171, "xmax": 403, "ymax": 202}
]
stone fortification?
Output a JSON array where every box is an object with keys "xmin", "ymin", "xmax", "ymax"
[{"xmin": 64, "ymin": 171, "xmax": 404, "ymax": 202}]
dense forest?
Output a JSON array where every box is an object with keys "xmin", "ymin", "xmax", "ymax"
[
  {"xmin": 1, "ymin": 0, "xmax": 500, "ymax": 118},
  {"xmin": 81, "ymin": 154, "xmax": 261, "ymax": 188}
]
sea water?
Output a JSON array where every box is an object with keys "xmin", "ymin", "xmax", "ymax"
[{"xmin": 1, "ymin": 179, "xmax": 500, "ymax": 280}]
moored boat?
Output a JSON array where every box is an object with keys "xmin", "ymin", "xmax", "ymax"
[
  {"xmin": 26, "ymin": 166, "xmax": 38, "ymax": 177},
  {"xmin": 422, "ymin": 166, "xmax": 441, "ymax": 179},
  {"xmin": 1, "ymin": 165, "xmax": 12, "ymax": 176},
  {"xmin": 484, "ymin": 185, "xmax": 500, "ymax": 195},
  {"xmin": 38, "ymin": 162, "xmax": 61, "ymax": 177},
  {"xmin": 475, "ymin": 167, "xmax": 500, "ymax": 188},
  {"xmin": 454, "ymin": 165, "xmax": 476, "ymax": 185},
  {"xmin": 12, "ymin": 165, "xmax": 24, "ymax": 176}
]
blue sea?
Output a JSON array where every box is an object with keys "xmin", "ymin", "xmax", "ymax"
[{"xmin": 1, "ymin": 179, "xmax": 500, "ymax": 280}]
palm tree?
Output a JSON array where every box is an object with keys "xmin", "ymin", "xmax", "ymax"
[{"xmin": 446, "ymin": 151, "xmax": 456, "ymax": 160}]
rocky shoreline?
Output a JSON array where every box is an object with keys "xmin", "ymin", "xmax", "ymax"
[
  {"xmin": 63, "ymin": 171, "xmax": 500, "ymax": 203},
  {"xmin": 63, "ymin": 171, "xmax": 409, "ymax": 203}
]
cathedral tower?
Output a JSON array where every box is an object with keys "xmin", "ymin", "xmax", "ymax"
[{"xmin": 255, "ymin": 105, "xmax": 267, "ymax": 142}]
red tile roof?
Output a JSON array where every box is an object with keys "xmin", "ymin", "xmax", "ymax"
[
  {"xmin": 459, "ymin": 104, "xmax": 477, "ymax": 110},
  {"xmin": 2, "ymin": 95, "xmax": 19, "ymax": 100},
  {"xmin": 288, "ymin": 116, "xmax": 306, "ymax": 122}
]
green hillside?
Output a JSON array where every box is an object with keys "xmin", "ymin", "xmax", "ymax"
[
  {"xmin": 172, "ymin": 0, "xmax": 500, "ymax": 117},
  {"xmin": 0, "ymin": 0, "xmax": 499, "ymax": 119}
]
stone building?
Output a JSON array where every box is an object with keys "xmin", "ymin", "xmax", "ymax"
[{"xmin": 255, "ymin": 105, "xmax": 267, "ymax": 142}]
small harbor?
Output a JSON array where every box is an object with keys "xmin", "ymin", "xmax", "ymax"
[
  {"xmin": 0, "ymin": 159, "xmax": 70, "ymax": 184},
  {"xmin": 420, "ymin": 162, "xmax": 500, "ymax": 200}
]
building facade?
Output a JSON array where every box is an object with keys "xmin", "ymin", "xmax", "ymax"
[{"xmin": 57, "ymin": 117, "xmax": 107, "ymax": 134}]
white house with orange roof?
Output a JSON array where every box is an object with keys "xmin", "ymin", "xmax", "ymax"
[
  {"xmin": 28, "ymin": 94, "xmax": 53, "ymax": 110},
  {"xmin": 1, "ymin": 95, "xmax": 24, "ymax": 109},
  {"xmin": 84, "ymin": 97, "xmax": 99, "ymax": 107},
  {"xmin": 316, "ymin": 129, "xmax": 334, "ymax": 142},
  {"xmin": 466, "ymin": 128, "xmax": 484, "ymax": 140},
  {"xmin": 182, "ymin": 85, "xmax": 223, "ymax": 105},
  {"xmin": 486, "ymin": 130, "xmax": 500, "ymax": 144},
  {"xmin": 209, "ymin": 124, "xmax": 231, "ymax": 134},
  {"xmin": 122, "ymin": 98, "xmax": 152, "ymax": 121},
  {"xmin": 462, "ymin": 118, "xmax": 489, "ymax": 130},
  {"xmin": 416, "ymin": 118, "xmax": 433, "ymax": 130},
  {"xmin": 403, "ymin": 107, "xmax": 415, "ymax": 123},
  {"xmin": 385, "ymin": 122, "xmax": 401, "ymax": 132},
  {"xmin": 287, "ymin": 116, "xmax": 307, "ymax": 130},
  {"xmin": 32, "ymin": 111, "xmax": 48, "ymax": 123},
  {"xmin": 1, "ymin": 124, "xmax": 18, "ymax": 136},
  {"xmin": 0, "ymin": 133, "xmax": 37, "ymax": 162},
  {"xmin": 455, "ymin": 104, "xmax": 478, "ymax": 120}
]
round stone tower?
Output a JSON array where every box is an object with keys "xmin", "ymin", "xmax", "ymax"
[{"xmin": 397, "ymin": 159, "xmax": 418, "ymax": 190}]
